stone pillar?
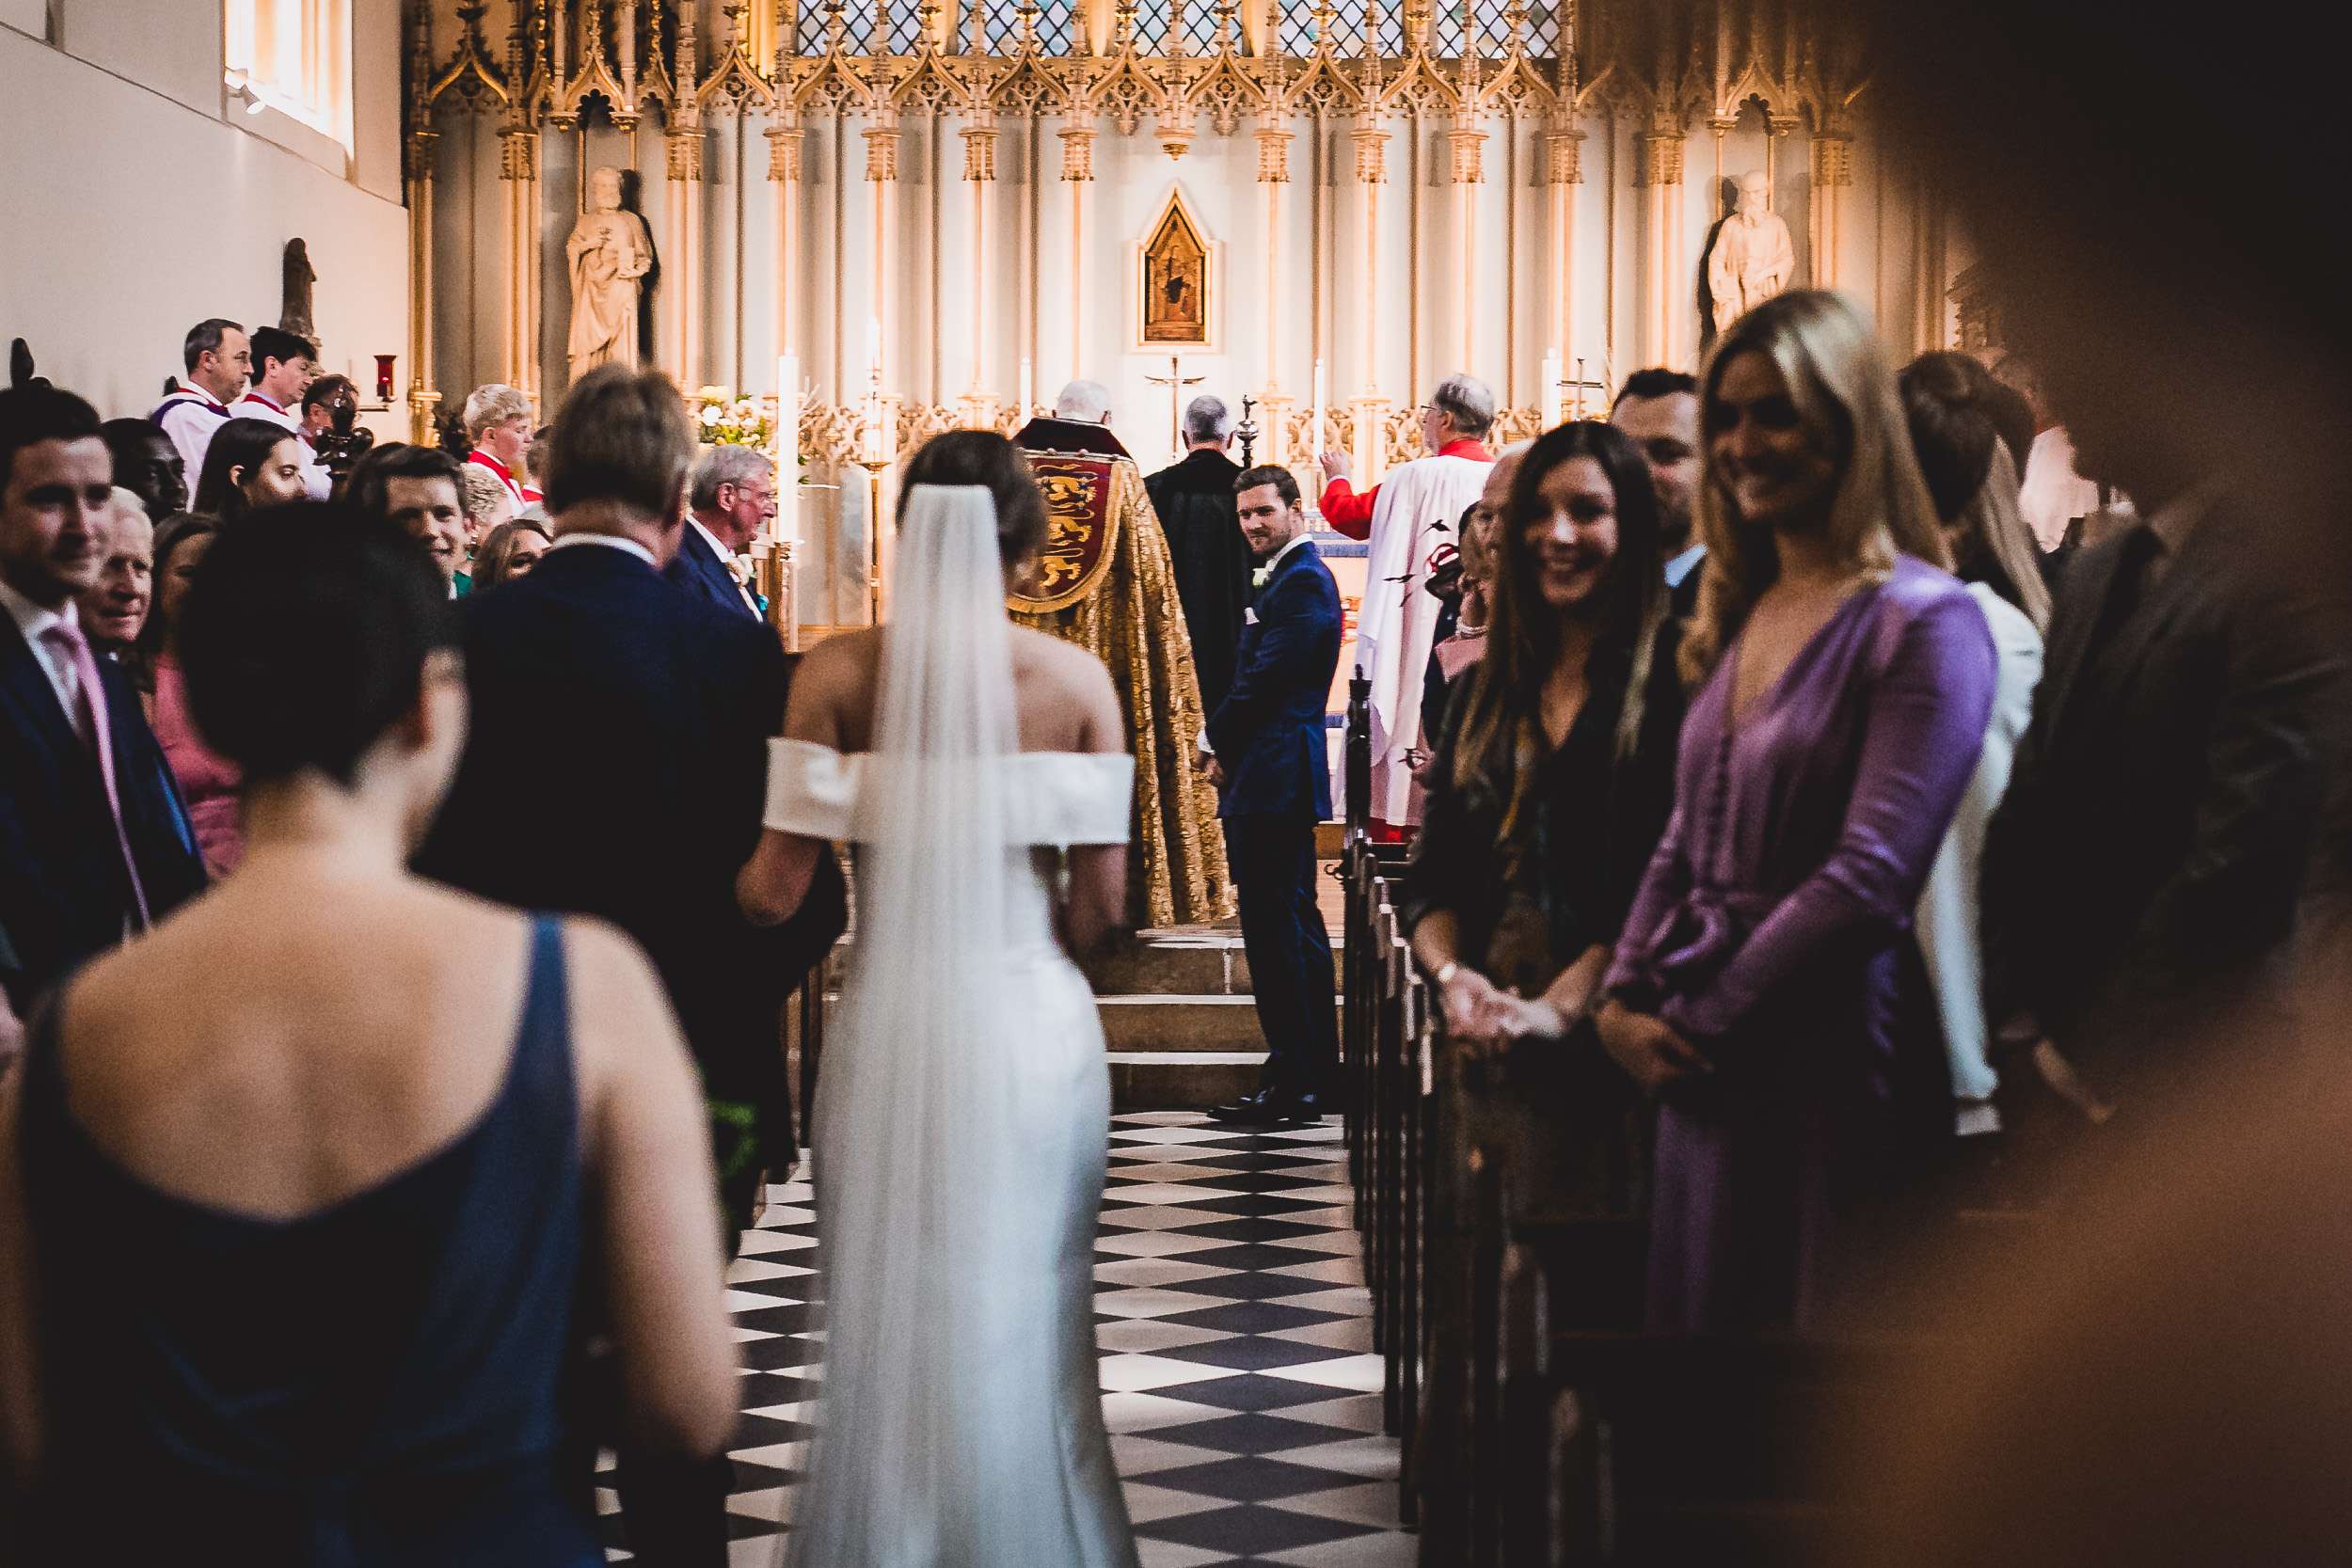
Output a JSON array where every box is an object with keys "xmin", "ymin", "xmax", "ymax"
[
  {"xmin": 1058, "ymin": 112, "xmax": 1096, "ymax": 387},
  {"xmin": 1810, "ymin": 130, "xmax": 1854, "ymax": 293},
  {"xmin": 663, "ymin": 7, "xmax": 706, "ymax": 391},
  {"xmin": 1635, "ymin": 127, "xmax": 1685, "ymax": 371},
  {"xmin": 1538, "ymin": 123, "xmax": 1582, "ymax": 409},
  {"xmin": 499, "ymin": 123, "xmax": 543, "ymax": 403},
  {"xmin": 1443, "ymin": 121, "xmax": 1486, "ymax": 374},
  {"xmin": 403, "ymin": 6, "xmax": 437, "ymax": 444},
  {"xmin": 962, "ymin": 106, "xmax": 999, "ymax": 405}
]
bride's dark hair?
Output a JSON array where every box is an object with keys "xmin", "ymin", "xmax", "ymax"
[{"xmin": 898, "ymin": 430, "xmax": 1052, "ymax": 566}]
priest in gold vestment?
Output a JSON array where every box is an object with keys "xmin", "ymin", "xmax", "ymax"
[{"xmin": 1012, "ymin": 382, "xmax": 1232, "ymax": 928}]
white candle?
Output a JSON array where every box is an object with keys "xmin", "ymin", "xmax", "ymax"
[
  {"xmin": 1019, "ymin": 356, "xmax": 1033, "ymax": 418},
  {"xmin": 1541, "ymin": 353, "xmax": 1562, "ymax": 430},
  {"xmin": 1311, "ymin": 357, "xmax": 1327, "ymax": 457},
  {"xmin": 866, "ymin": 316, "xmax": 883, "ymax": 380}
]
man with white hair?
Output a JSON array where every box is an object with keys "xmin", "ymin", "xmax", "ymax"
[
  {"xmin": 1317, "ymin": 372, "xmax": 1496, "ymax": 837},
  {"xmin": 667, "ymin": 444, "xmax": 772, "ymax": 621},
  {"xmin": 1143, "ymin": 392, "xmax": 1254, "ymax": 714},
  {"xmin": 1011, "ymin": 379, "xmax": 1232, "ymax": 927}
]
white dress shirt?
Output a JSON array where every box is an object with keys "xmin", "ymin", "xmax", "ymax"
[
  {"xmin": 0, "ymin": 578, "xmax": 88, "ymax": 743},
  {"xmin": 2018, "ymin": 425, "xmax": 2104, "ymax": 552}
]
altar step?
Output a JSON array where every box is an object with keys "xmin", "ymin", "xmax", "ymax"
[{"xmin": 1088, "ymin": 922, "xmax": 1343, "ymax": 1111}]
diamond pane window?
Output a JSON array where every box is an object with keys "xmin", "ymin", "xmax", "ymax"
[
  {"xmin": 1276, "ymin": 0, "xmax": 1317, "ymax": 54},
  {"xmin": 1523, "ymin": 0, "xmax": 1561, "ymax": 55},
  {"xmin": 1178, "ymin": 0, "xmax": 1219, "ymax": 53},
  {"xmin": 1036, "ymin": 0, "xmax": 1078, "ymax": 54},
  {"xmin": 798, "ymin": 0, "xmax": 883, "ymax": 53},
  {"xmin": 1133, "ymin": 0, "xmax": 1172, "ymax": 51},
  {"xmin": 888, "ymin": 0, "xmax": 922, "ymax": 52}
]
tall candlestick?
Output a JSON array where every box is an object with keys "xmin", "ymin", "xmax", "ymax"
[{"xmin": 1311, "ymin": 357, "xmax": 1327, "ymax": 457}]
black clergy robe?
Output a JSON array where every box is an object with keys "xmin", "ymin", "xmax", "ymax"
[{"xmin": 1142, "ymin": 446, "xmax": 1254, "ymax": 716}]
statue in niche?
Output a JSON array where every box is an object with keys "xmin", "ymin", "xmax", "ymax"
[
  {"xmin": 279, "ymin": 239, "xmax": 317, "ymax": 350},
  {"xmin": 1708, "ymin": 169, "xmax": 1796, "ymax": 333},
  {"xmin": 1142, "ymin": 200, "xmax": 1209, "ymax": 345},
  {"xmin": 566, "ymin": 166, "xmax": 654, "ymax": 378}
]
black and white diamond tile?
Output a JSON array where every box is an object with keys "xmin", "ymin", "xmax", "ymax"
[{"xmin": 606, "ymin": 1112, "xmax": 1407, "ymax": 1565}]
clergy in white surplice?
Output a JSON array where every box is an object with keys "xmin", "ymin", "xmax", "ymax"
[{"xmin": 1316, "ymin": 374, "xmax": 1497, "ymax": 836}]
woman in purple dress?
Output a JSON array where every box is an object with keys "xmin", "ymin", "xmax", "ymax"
[{"xmin": 1597, "ymin": 292, "xmax": 1997, "ymax": 1332}]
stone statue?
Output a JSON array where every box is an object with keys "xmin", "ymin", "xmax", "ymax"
[
  {"xmin": 280, "ymin": 238, "xmax": 317, "ymax": 348},
  {"xmin": 565, "ymin": 166, "xmax": 653, "ymax": 378},
  {"xmin": 1708, "ymin": 169, "xmax": 1797, "ymax": 333}
]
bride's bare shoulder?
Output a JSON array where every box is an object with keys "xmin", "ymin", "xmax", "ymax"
[
  {"xmin": 1009, "ymin": 626, "xmax": 1121, "ymax": 752},
  {"xmin": 785, "ymin": 629, "xmax": 884, "ymax": 746}
]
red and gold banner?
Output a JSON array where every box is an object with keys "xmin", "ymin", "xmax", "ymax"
[{"xmin": 1008, "ymin": 452, "xmax": 1124, "ymax": 613}]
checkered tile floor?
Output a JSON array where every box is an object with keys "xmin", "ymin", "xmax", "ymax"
[{"xmin": 606, "ymin": 1112, "xmax": 1408, "ymax": 1565}]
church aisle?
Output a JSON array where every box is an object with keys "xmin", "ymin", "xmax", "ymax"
[{"xmin": 606, "ymin": 1113, "xmax": 1409, "ymax": 1564}]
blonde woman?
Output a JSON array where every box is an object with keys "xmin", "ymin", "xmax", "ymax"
[{"xmin": 1597, "ymin": 292, "xmax": 1997, "ymax": 1332}]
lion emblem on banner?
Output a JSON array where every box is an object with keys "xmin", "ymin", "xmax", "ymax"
[{"xmin": 1007, "ymin": 453, "xmax": 1124, "ymax": 613}]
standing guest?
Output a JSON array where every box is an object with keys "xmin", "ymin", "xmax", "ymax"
[
  {"xmin": 1318, "ymin": 374, "xmax": 1496, "ymax": 838},
  {"xmin": 137, "ymin": 515, "xmax": 242, "ymax": 877},
  {"xmin": 352, "ymin": 444, "xmax": 469, "ymax": 595},
  {"xmin": 189, "ymin": 417, "xmax": 309, "ymax": 526},
  {"xmin": 98, "ymin": 420, "xmax": 187, "ymax": 522},
  {"xmin": 0, "ymin": 385, "xmax": 205, "ymax": 1059},
  {"xmin": 456, "ymin": 462, "xmax": 521, "ymax": 594},
  {"xmin": 151, "ymin": 320, "xmax": 248, "ymax": 484},
  {"xmin": 472, "ymin": 518, "xmax": 552, "ymax": 591},
  {"xmin": 1405, "ymin": 421, "xmax": 1685, "ymax": 1072},
  {"xmin": 75, "ymin": 492, "xmax": 154, "ymax": 658},
  {"xmin": 1899, "ymin": 351, "xmax": 2049, "ymax": 1152},
  {"xmin": 414, "ymin": 366, "xmax": 846, "ymax": 1567},
  {"xmin": 0, "ymin": 509, "xmax": 737, "ymax": 1565},
  {"xmin": 1994, "ymin": 353, "xmax": 2103, "ymax": 553},
  {"xmin": 299, "ymin": 374, "xmax": 375, "ymax": 497},
  {"xmin": 667, "ymin": 445, "xmax": 771, "ymax": 621},
  {"xmin": 232, "ymin": 326, "xmax": 328, "ymax": 499},
  {"xmin": 1597, "ymin": 292, "xmax": 1995, "ymax": 1332},
  {"xmin": 1143, "ymin": 394, "xmax": 1253, "ymax": 715},
  {"xmin": 1611, "ymin": 370, "xmax": 1706, "ymax": 616},
  {"xmin": 1420, "ymin": 449, "xmax": 1520, "ymax": 752},
  {"xmin": 463, "ymin": 385, "xmax": 540, "ymax": 508},
  {"xmin": 1981, "ymin": 401, "xmax": 2350, "ymax": 1157},
  {"xmin": 1204, "ymin": 466, "xmax": 1344, "ymax": 1127}
]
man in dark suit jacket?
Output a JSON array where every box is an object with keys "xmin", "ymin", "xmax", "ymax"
[
  {"xmin": 411, "ymin": 368, "xmax": 843, "ymax": 1568},
  {"xmin": 1205, "ymin": 465, "xmax": 1343, "ymax": 1126},
  {"xmin": 666, "ymin": 445, "xmax": 771, "ymax": 621},
  {"xmin": 1983, "ymin": 482, "xmax": 2349, "ymax": 1139},
  {"xmin": 1143, "ymin": 395, "xmax": 1254, "ymax": 714},
  {"xmin": 1, "ymin": 386, "xmax": 205, "ymax": 1053}
]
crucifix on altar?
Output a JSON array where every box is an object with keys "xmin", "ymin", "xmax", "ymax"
[
  {"xmin": 1549, "ymin": 355, "xmax": 1613, "ymax": 423},
  {"xmin": 1145, "ymin": 354, "xmax": 1206, "ymax": 465}
]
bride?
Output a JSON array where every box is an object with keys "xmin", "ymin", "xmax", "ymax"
[{"xmin": 736, "ymin": 431, "xmax": 1141, "ymax": 1568}]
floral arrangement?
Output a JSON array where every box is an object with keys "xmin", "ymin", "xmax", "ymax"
[{"xmin": 692, "ymin": 386, "xmax": 773, "ymax": 450}]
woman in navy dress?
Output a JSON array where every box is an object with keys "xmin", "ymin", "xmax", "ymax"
[
  {"xmin": 0, "ymin": 506, "xmax": 738, "ymax": 1564},
  {"xmin": 1597, "ymin": 293, "xmax": 1997, "ymax": 1332}
]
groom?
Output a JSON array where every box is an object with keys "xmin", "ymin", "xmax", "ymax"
[{"xmin": 1204, "ymin": 466, "xmax": 1343, "ymax": 1126}]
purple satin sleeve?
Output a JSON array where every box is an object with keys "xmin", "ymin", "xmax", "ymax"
[{"xmin": 1661, "ymin": 591, "xmax": 1996, "ymax": 1044}]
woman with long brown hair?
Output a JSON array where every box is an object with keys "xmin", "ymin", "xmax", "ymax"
[{"xmin": 1597, "ymin": 291, "xmax": 1998, "ymax": 1331}]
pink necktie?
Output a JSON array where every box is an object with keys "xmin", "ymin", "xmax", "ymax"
[{"xmin": 42, "ymin": 621, "xmax": 151, "ymax": 929}]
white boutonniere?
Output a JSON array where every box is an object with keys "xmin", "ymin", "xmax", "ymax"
[{"xmin": 1252, "ymin": 563, "xmax": 1274, "ymax": 589}]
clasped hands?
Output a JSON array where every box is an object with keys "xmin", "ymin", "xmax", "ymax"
[
  {"xmin": 1595, "ymin": 998, "xmax": 1713, "ymax": 1094},
  {"xmin": 1439, "ymin": 968, "xmax": 1577, "ymax": 1057}
]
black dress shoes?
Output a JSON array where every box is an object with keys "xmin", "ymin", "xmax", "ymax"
[{"xmin": 1208, "ymin": 1088, "xmax": 1328, "ymax": 1127}]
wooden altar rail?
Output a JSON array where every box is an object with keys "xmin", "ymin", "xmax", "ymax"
[{"xmin": 1336, "ymin": 682, "xmax": 1945, "ymax": 1565}]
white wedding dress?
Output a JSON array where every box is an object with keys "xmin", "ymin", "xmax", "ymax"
[{"xmin": 766, "ymin": 485, "xmax": 1142, "ymax": 1568}]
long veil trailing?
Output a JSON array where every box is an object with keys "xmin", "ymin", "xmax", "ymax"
[{"xmin": 784, "ymin": 484, "xmax": 1067, "ymax": 1568}]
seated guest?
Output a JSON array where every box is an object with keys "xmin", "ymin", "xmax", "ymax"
[
  {"xmin": 472, "ymin": 517, "xmax": 552, "ymax": 591},
  {"xmin": 0, "ymin": 506, "xmax": 737, "ymax": 1564},
  {"xmin": 456, "ymin": 463, "xmax": 520, "ymax": 594},
  {"xmin": 351, "ymin": 444, "xmax": 468, "ymax": 595},
  {"xmin": 75, "ymin": 490, "xmax": 154, "ymax": 658},
  {"xmin": 463, "ymin": 384, "xmax": 539, "ymax": 508},
  {"xmin": 99, "ymin": 419, "xmax": 187, "ymax": 521},
  {"xmin": 1899, "ymin": 352, "xmax": 2050, "ymax": 1150},
  {"xmin": 669, "ymin": 445, "xmax": 773, "ymax": 621},
  {"xmin": 1597, "ymin": 292, "xmax": 1996, "ymax": 1333},
  {"xmin": 190, "ymin": 417, "xmax": 309, "ymax": 526},
  {"xmin": 0, "ymin": 385, "xmax": 206, "ymax": 1059},
  {"xmin": 135, "ymin": 515, "xmax": 241, "ymax": 876}
]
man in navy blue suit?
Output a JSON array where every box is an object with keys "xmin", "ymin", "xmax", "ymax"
[
  {"xmin": 1205, "ymin": 465, "xmax": 1343, "ymax": 1126},
  {"xmin": 0, "ymin": 386, "xmax": 205, "ymax": 1055},
  {"xmin": 666, "ymin": 445, "xmax": 772, "ymax": 621},
  {"xmin": 412, "ymin": 367, "xmax": 842, "ymax": 1567}
]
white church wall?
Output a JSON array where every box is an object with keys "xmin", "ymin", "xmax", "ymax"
[{"xmin": 0, "ymin": 0, "xmax": 408, "ymax": 430}]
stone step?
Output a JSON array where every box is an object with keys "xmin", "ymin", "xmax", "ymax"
[
  {"xmin": 1108, "ymin": 1053, "xmax": 1264, "ymax": 1110},
  {"xmin": 1082, "ymin": 930, "xmax": 1345, "ymax": 997},
  {"xmin": 1097, "ymin": 994, "xmax": 1265, "ymax": 1053}
]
